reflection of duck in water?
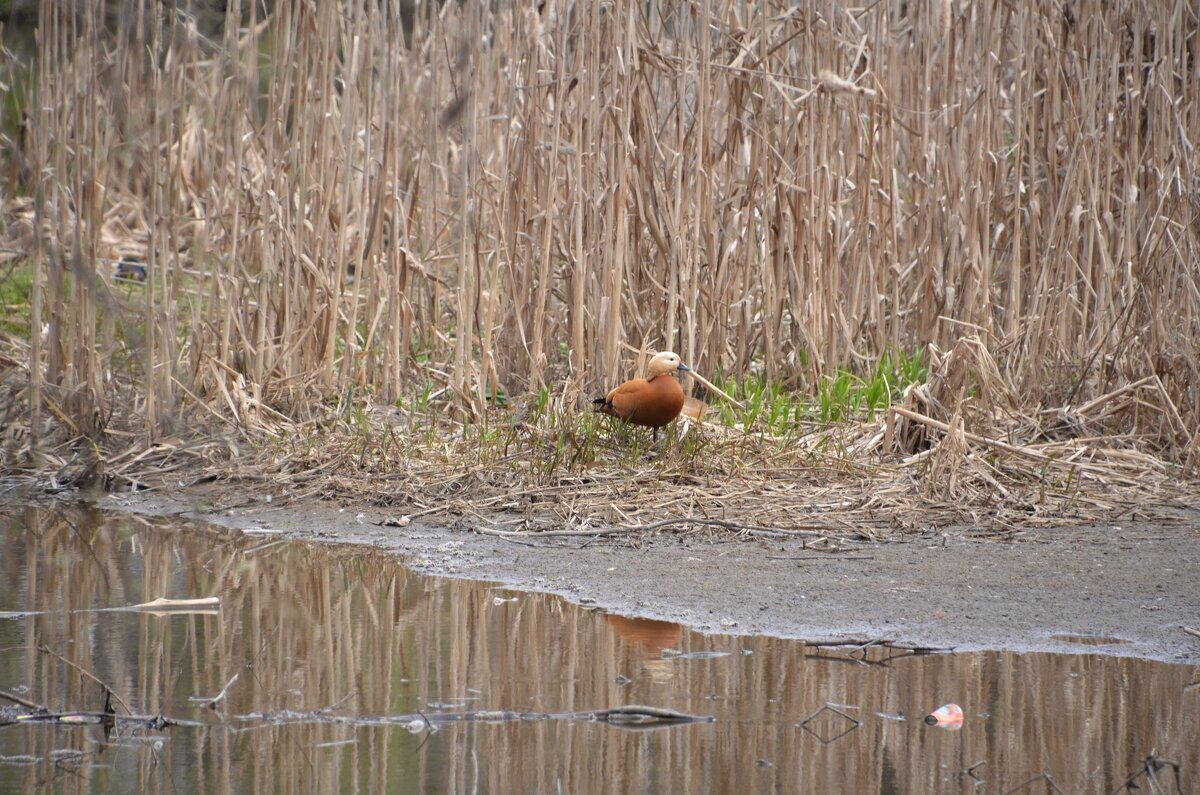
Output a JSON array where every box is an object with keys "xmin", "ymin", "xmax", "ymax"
[
  {"xmin": 606, "ymin": 614, "xmax": 682, "ymax": 654},
  {"xmin": 606, "ymin": 614, "xmax": 683, "ymax": 683}
]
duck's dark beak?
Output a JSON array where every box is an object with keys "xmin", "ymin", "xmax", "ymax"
[{"xmin": 677, "ymin": 363, "xmax": 691, "ymax": 372}]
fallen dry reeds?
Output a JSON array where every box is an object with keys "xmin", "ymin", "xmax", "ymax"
[{"xmin": 2, "ymin": 0, "xmax": 1199, "ymax": 533}]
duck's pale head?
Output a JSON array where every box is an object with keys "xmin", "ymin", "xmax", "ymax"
[{"xmin": 646, "ymin": 351, "xmax": 691, "ymax": 378}]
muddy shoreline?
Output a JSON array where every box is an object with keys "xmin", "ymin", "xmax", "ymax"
[{"xmin": 95, "ymin": 488, "xmax": 1200, "ymax": 664}]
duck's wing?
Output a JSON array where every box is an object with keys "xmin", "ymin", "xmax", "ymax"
[{"xmin": 596, "ymin": 378, "xmax": 650, "ymax": 420}]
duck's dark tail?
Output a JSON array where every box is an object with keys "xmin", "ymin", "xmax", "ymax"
[{"xmin": 592, "ymin": 397, "xmax": 614, "ymax": 416}]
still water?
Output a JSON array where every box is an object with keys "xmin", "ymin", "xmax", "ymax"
[{"xmin": 0, "ymin": 506, "xmax": 1195, "ymax": 793}]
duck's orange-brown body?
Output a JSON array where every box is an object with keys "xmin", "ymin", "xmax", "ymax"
[
  {"xmin": 593, "ymin": 351, "xmax": 691, "ymax": 438},
  {"xmin": 594, "ymin": 373, "xmax": 685, "ymax": 429}
]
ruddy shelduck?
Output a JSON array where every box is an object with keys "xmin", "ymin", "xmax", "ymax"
[{"xmin": 593, "ymin": 351, "xmax": 691, "ymax": 440}]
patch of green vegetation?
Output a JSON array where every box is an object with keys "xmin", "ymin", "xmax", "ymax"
[
  {"xmin": 0, "ymin": 259, "xmax": 33, "ymax": 338},
  {"xmin": 815, "ymin": 349, "xmax": 924, "ymax": 424},
  {"xmin": 472, "ymin": 384, "xmax": 610, "ymax": 481},
  {"xmin": 713, "ymin": 347, "xmax": 927, "ymax": 433},
  {"xmin": 395, "ymin": 381, "xmax": 438, "ymax": 414}
]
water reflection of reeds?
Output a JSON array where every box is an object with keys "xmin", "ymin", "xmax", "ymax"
[{"xmin": 0, "ymin": 506, "xmax": 1196, "ymax": 794}]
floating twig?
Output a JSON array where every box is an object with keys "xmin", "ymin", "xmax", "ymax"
[
  {"xmin": 661, "ymin": 649, "xmax": 732, "ymax": 660},
  {"xmin": 205, "ymin": 673, "xmax": 240, "ymax": 709},
  {"xmin": 0, "ymin": 688, "xmax": 46, "ymax": 711},
  {"xmin": 127, "ymin": 596, "xmax": 221, "ymax": 611},
  {"xmin": 4, "ymin": 595, "xmax": 220, "ymax": 619}
]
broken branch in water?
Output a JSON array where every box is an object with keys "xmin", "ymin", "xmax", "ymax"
[
  {"xmin": 2, "ymin": 686, "xmax": 202, "ymax": 730},
  {"xmin": 799, "ymin": 637, "xmax": 953, "ymax": 654},
  {"xmin": 1111, "ymin": 754, "xmax": 1185, "ymax": 795},
  {"xmin": 588, "ymin": 705, "xmax": 715, "ymax": 725},
  {"xmin": 2, "ymin": 595, "xmax": 221, "ymax": 619},
  {"xmin": 128, "ymin": 596, "xmax": 221, "ymax": 611},
  {"xmin": 0, "ymin": 688, "xmax": 46, "ymax": 711},
  {"xmin": 235, "ymin": 704, "xmax": 713, "ymax": 731},
  {"xmin": 188, "ymin": 672, "xmax": 240, "ymax": 709},
  {"xmin": 37, "ymin": 645, "xmax": 133, "ymax": 716},
  {"xmin": 12, "ymin": 710, "xmax": 205, "ymax": 729}
]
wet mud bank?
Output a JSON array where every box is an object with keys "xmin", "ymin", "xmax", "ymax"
[{"xmin": 107, "ymin": 489, "xmax": 1200, "ymax": 664}]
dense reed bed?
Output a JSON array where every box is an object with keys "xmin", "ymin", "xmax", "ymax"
[{"xmin": 1, "ymin": 1, "xmax": 1198, "ymax": 527}]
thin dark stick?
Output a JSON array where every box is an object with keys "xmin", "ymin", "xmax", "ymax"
[
  {"xmin": 619, "ymin": 516, "xmax": 867, "ymax": 541},
  {"xmin": 767, "ymin": 554, "xmax": 875, "ymax": 561},
  {"xmin": 476, "ymin": 517, "xmax": 863, "ymax": 543}
]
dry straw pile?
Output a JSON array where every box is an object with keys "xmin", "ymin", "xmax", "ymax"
[{"xmin": 2, "ymin": 0, "xmax": 1198, "ymax": 534}]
